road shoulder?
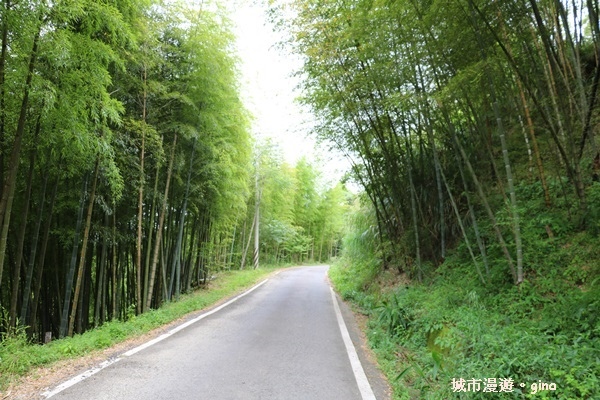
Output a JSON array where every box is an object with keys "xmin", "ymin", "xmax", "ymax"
[
  {"xmin": 2, "ymin": 270, "xmax": 282, "ymax": 400},
  {"xmin": 332, "ymin": 289, "xmax": 392, "ymax": 400}
]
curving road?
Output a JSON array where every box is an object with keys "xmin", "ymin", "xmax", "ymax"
[{"xmin": 45, "ymin": 266, "xmax": 389, "ymax": 400}]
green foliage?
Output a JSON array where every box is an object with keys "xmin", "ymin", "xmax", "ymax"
[
  {"xmin": 376, "ymin": 292, "xmax": 412, "ymax": 337},
  {"xmin": 330, "ymin": 179, "xmax": 600, "ymax": 399},
  {"xmin": 0, "ymin": 0, "xmax": 258, "ymax": 351},
  {"xmin": 328, "ymin": 198, "xmax": 381, "ymax": 298},
  {"xmin": 240, "ymin": 145, "xmax": 349, "ymax": 267},
  {"xmin": 585, "ymin": 182, "xmax": 600, "ymax": 235}
]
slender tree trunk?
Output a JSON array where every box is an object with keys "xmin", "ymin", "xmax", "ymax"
[
  {"xmin": 414, "ymin": 62, "xmax": 445, "ymax": 260},
  {"xmin": 253, "ymin": 170, "xmax": 260, "ymax": 270},
  {"xmin": 451, "ymin": 141, "xmax": 490, "ymax": 277},
  {"xmin": 0, "ymin": 0, "xmax": 11, "ymax": 201},
  {"xmin": 135, "ymin": 133, "xmax": 145, "ymax": 314},
  {"xmin": 0, "ymin": 26, "xmax": 40, "ymax": 287},
  {"xmin": 142, "ymin": 161, "xmax": 160, "ymax": 311},
  {"xmin": 469, "ymin": 3, "xmax": 523, "ymax": 284},
  {"xmin": 448, "ymin": 117, "xmax": 517, "ymax": 282},
  {"xmin": 579, "ymin": 0, "xmax": 600, "ymax": 157},
  {"xmin": 20, "ymin": 164, "xmax": 51, "ymax": 324},
  {"xmin": 9, "ymin": 143, "xmax": 37, "ymax": 328},
  {"xmin": 160, "ymin": 234, "xmax": 168, "ymax": 302},
  {"xmin": 135, "ymin": 65, "xmax": 147, "ymax": 315},
  {"xmin": 172, "ymin": 138, "xmax": 195, "ymax": 300},
  {"xmin": 59, "ymin": 176, "xmax": 88, "ymax": 338},
  {"xmin": 111, "ymin": 210, "xmax": 117, "ymax": 320},
  {"xmin": 494, "ymin": 99, "xmax": 524, "ymax": 284},
  {"xmin": 534, "ymin": 22, "xmax": 586, "ymax": 207},
  {"xmin": 146, "ymin": 132, "xmax": 177, "ymax": 311},
  {"xmin": 228, "ymin": 223, "xmax": 236, "ymax": 269},
  {"xmin": 240, "ymin": 212, "xmax": 256, "ymax": 270},
  {"xmin": 95, "ymin": 213, "xmax": 109, "ymax": 327},
  {"xmin": 68, "ymin": 158, "xmax": 100, "ymax": 337},
  {"xmin": 440, "ymin": 167, "xmax": 485, "ymax": 284},
  {"xmin": 517, "ymin": 79, "xmax": 551, "ymax": 206},
  {"xmin": 407, "ymin": 166, "xmax": 422, "ymax": 282},
  {"xmin": 28, "ymin": 175, "xmax": 57, "ymax": 333}
]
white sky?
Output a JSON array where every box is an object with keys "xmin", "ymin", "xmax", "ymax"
[{"xmin": 228, "ymin": 0, "xmax": 350, "ymax": 186}]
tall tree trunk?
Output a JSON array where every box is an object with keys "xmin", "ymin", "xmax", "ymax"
[
  {"xmin": 111, "ymin": 210, "xmax": 117, "ymax": 320},
  {"xmin": 452, "ymin": 141, "xmax": 490, "ymax": 277},
  {"xmin": 172, "ymin": 138, "xmax": 195, "ymax": 300},
  {"xmin": 469, "ymin": 2, "xmax": 523, "ymax": 284},
  {"xmin": 253, "ymin": 170, "xmax": 260, "ymax": 270},
  {"xmin": 448, "ymin": 116, "xmax": 517, "ymax": 282},
  {"xmin": 68, "ymin": 158, "xmax": 100, "ymax": 337},
  {"xmin": 186, "ymin": 223, "xmax": 198, "ymax": 291},
  {"xmin": 517, "ymin": 79, "xmax": 551, "ymax": 206},
  {"xmin": 142, "ymin": 160, "xmax": 160, "ymax": 311},
  {"xmin": 240, "ymin": 211, "xmax": 256, "ymax": 270},
  {"xmin": 228, "ymin": 223, "xmax": 236, "ymax": 270},
  {"xmin": 493, "ymin": 98, "xmax": 524, "ymax": 284},
  {"xmin": 579, "ymin": 0, "xmax": 600, "ymax": 157},
  {"xmin": 440, "ymin": 167, "xmax": 485, "ymax": 284},
  {"xmin": 20, "ymin": 163, "xmax": 52, "ymax": 324},
  {"xmin": 59, "ymin": 176, "xmax": 88, "ymax": 338},
  {"xmin": 414, "ymin": 62, "xmax": 445, "ymax": 260},
  {"xmin": 135, "ymin": 65, "xmax": 147, "ymax": 315},
  {"xmin": 95, "ymin": 213, "xmax": 109, "ymax": 327},
  {"xmin": 0, "ymin": 26, "xmax": 40, "ymax": 287},
  {"xmin": 407, "ymin": 165, "xmax": 422, "ymax": 282},
  {"xmin": 145, "ymin": 132, "xmax": 177, "ymax": 311},
  {"xmin": 28, "ymin": 175, "xmax": 58, "ymax": 333},
  {"xmin": 0, "ymin": 0, "xmax": 11, "ymax": 201},
  {"xmin": 9, "ymin": 142, "xmax": 37, "ymax": 328}
]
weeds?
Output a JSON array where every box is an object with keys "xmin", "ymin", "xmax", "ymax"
[
  {"xmin": 329, "ymin": 187, "xmax": 600, "ymax": 399},
  {"xmin": 376, "ymin": 293, "xmax": 411, "ymax": 336}
]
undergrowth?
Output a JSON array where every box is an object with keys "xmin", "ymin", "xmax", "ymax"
[{"xmin": 330, "ymin": 184, "xmax": 600, "ymax": 399}]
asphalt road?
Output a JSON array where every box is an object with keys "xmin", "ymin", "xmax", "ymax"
[{"xmin": 46, "ymin": 266, "xmax": 389, "ymax": 400}]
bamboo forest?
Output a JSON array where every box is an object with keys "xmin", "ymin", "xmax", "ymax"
[
  {"xmin": 1, "ymin": 0, "xmax": 599, "ymax": 399},
  {"xmin": 0, "ymin": 0, "xmax": 347, "ymax": 341}
]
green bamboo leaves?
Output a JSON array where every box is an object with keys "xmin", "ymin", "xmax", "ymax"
[
  {"xmin": 278, "ymin": 0, "xmax": 600, "ymax": 284},
  {"xmin": 0, "ymin": 0, "xmax": 253, "ymax": 339}
]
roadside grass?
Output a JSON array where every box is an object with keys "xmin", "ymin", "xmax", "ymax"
[
  {"xmin": 329, "ymin": 183, "xmax": 600, "ymax": 400},
  {"xmin": 0, "ymin": 266, "xmax": 281, "ymax": 392},
  {"xmin": 330, "ymin": 260, "xmax": 600, "ymax": 400}
]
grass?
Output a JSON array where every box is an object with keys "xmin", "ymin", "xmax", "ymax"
[
  {"xmin": 0, "ymin": 266, "xmax": 281, "ymax": 392},
  {"xmin": 331, "ymin": 258, "xmax": 600, "ymax": 399},
  {"xmin": 329, "ymin": 184, "xmax": 600, "ymax": 400}
]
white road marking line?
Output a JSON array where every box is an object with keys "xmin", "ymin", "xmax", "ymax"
[
  {"xmin": 330, "ymin": 287, "xmax": 377, "ymax": 400},
  {"xmin": 43, "ymin": 278, "xmax": 270, "ymax": 398},
  {"xmin": 124, "ymin": 278, "xmax": 269, "ymax": 356},
  {"xmin": 42, "ymin": 358, "xmax": 122, "ymax": 398}
]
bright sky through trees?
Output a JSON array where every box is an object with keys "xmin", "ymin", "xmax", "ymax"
[
  {"xmin": 229, "ymin": 0, "xmax": 348, "ymax": 184},
  {"xmin": 231, "ymin": 0, "xmax": 310, "ymax": 158}
]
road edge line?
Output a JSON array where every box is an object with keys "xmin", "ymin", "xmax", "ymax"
[
  {"xmin": 42, "ymin": 358, "xmax": 122, "ymax": 398},
  {"xmin": 124, "ymin": 278, "xmax": 269, "ymax": 356},
  {"xmin": 43, "ymin": 278, "xmax": 270, "ymax": 398},
  {"xmin": 330, "ymin": 287, "xmax": 377, "ymax": 400}
]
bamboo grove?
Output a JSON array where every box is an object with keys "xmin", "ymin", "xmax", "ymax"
[
  {"xmin": 250, "ymin": 146, "xmax": 349, "ymax": 266},
  {"xmin": 0, "ymin": 0, "xmax": 351, "ymax": 342},
  {"xmin": 277, "ymin": 0, "xmax": 600, "ymax": 286},
  {"xmin": 0, "ymin": 0, "xmax": 255, "ymax": 341}
]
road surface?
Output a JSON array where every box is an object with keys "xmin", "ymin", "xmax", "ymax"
[{"xmin": 45, "ymin": 266, "xmax": 389, "ymax": 400}]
